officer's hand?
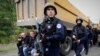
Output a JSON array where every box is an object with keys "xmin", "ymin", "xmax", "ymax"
[
  {"xmin": 77, "ymin": 40, "xmax": 80, "ymax": 43},
  {"xmin": 37, "ymin": 40, "xmax": 42, "ymax": 43},
  {"xmin": 72, "ymin": 35, "xmax": 76, "ymax": 40}
]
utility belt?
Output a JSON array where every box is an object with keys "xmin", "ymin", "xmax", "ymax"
[
  {"xmin": 75, "ymin": 35, "xmax": 83, "ymax": 39},
  {"xmin": 51, "ymin": 42, "xmax": 60, "ymax": 48},
  {"xmin": 45, "ymin": 32, "xmax": 55, "ymax": 35},
  {"xmin": 45, "ymin": 41, "xmax": 60, "ymax": 48}
]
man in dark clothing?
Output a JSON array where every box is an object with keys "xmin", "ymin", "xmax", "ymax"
[
  {"xmin": 83, "ymin": 25, "xmax": 93, "ymax": 55},
  {"xmin": 17, "ymin": 32, "xmax": 26, "ymax": 56},
  {"xmin": 72, "ymin": 17, "xmax": 88, "ymax": 56},
  {"xmin": 40, "ymin": 3, "xmax": 65, "ymax": 56},
  {"xmin": 17, "ymin": 32, "xmax": 23, "ymax": 54},
  {"xmin": 22, "ymin": 33, "xmax": 30, "ymax": 56},
  {"xmin": 22, "ymin": 31, "xmax": 40, "ymax": 56},
  {"xmin": 28, "ymin": 31, "xmax": 38, "ymax": 56},
  {"xmin": 93, "ymin": 28, "xmax": 99, "ymax": 45}
]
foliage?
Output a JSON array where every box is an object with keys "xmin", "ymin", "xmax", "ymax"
[{"xmin": 0, "ymin": 0, "xmax": 16, "ymax": 44}]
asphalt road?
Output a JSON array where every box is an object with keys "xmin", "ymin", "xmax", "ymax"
[
  {"xmin": 67, "ymin": 45, "xmax": 100, "ymax": 56},
  {"xmin": 0, "ymin": 45, "xmax": 100, "ymax": 56}
]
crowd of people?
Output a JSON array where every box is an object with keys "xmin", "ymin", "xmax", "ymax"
[
  {"xmin": 16, "ymin": 2, "xmax": 100, "ymax": 56},
  {"xmin": 72, "ymin": 18, "xmax": 100, "ymax": 56},
  {"xmin": 17, "ymin": 31, "xmax": 38, "ymax": 56}
]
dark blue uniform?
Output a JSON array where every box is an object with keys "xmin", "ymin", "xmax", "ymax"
[
  {"xmin": 72, "ymin": 25, "xmax": 88, "ymax": 56},
  {"xmin": 84, "ymin": 28, "xmax": 93, "ymax": 55},
  {"xmin": 41, "ymin": 17, "xmax": 65, "ymax": 56}
]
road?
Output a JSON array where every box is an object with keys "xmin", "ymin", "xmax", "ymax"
[
  {"xmin": 0, "ymin": 50, "xmax": 17, "ymax": 56},
  {"xmin": 68, "ymin": 46, "xmax": 100, "ymax": 56},
  {"xmin": 0, "ymin": 46, "xmax": 100, "ymax": 56}
]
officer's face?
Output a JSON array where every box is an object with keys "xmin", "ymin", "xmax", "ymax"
[
  {"xmin": 76, "ymin": 20, "xmax": 82, "ymax": 26},
  {"xmin": 77, "ymin": 20, "xmax": 81, "ymax": 24},
  {"xmin": 46, "ymin": 7, "xmax": 55, "ymax": 17}
]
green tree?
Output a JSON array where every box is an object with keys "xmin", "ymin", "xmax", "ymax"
[{"xmin": 0, "ymin": 0, "xmax": 16, "ymax": 43}]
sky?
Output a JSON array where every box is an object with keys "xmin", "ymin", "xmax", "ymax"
[{"xmin": 69, "ymin": 0, "xmax": 100, "ymax": 24}]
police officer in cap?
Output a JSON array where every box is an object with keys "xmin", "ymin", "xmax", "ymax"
[
  {"xmin": 72, "ymin": 17, "xmax": 88, "ymax": 56},
  {"xmin": 40, "ymin": 3, "xmax": 65, "ymax": 56},
  {"xmin": 83, "ymin": 25, "xmax": 93, "ymax": 55}
]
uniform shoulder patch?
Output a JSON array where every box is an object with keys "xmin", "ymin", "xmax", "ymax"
[{"xmin": 56, "ymin": 24, "xmax": 62, "ymax": 28}]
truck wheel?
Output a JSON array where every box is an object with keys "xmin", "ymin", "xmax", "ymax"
[{"xmin": 60, "ymin": 36, "xmax": 72, "ymax": 56}]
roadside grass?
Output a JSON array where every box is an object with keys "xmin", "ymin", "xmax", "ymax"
[{"xmin": 0, "ymin": 43, "xmax": 17, "ymax": 52}]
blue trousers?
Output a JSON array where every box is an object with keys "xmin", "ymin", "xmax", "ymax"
[
  {"xmin": 23, "ymin": 47, "xmax": 28, "ymax": 56},
  {"xmin": 73, "ymin": 43, "xmax": 83, "ymax": 56},
  {"xmin": 19, "ymin": 46, "xmax": 24, "ymax": 56},
  {"xmin": 84, "ymin": 40, "xmax": 89, "ymax": 55}
]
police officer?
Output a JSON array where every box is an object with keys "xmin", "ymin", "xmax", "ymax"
[
  {"xmin": 84, "ymin": 25, "xmax": 93, "ymax": 55},
  {"xmin": 92, "ymin": 28, "xmax": 99, "ymax": 45},
  {"xmin": 72, "ymin": 17, "xmax": 88, "ymax": 56},
  {"xmin": 40, "ymin": 3, "xmax": 65, "ymax": 56}
]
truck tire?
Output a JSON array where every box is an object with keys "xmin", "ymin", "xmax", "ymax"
[{"xmin": 60, "ymin": 36, "xmax": 72, "ymax": 56}]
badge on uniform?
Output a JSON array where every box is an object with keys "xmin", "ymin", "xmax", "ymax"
[
  {"xmin": 47, "ymin": 25, "xmax": 51, "ymax": 29},
  {"xmin": 56, "ymin": 24, "xmax": 62, "ymax": 29}
]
